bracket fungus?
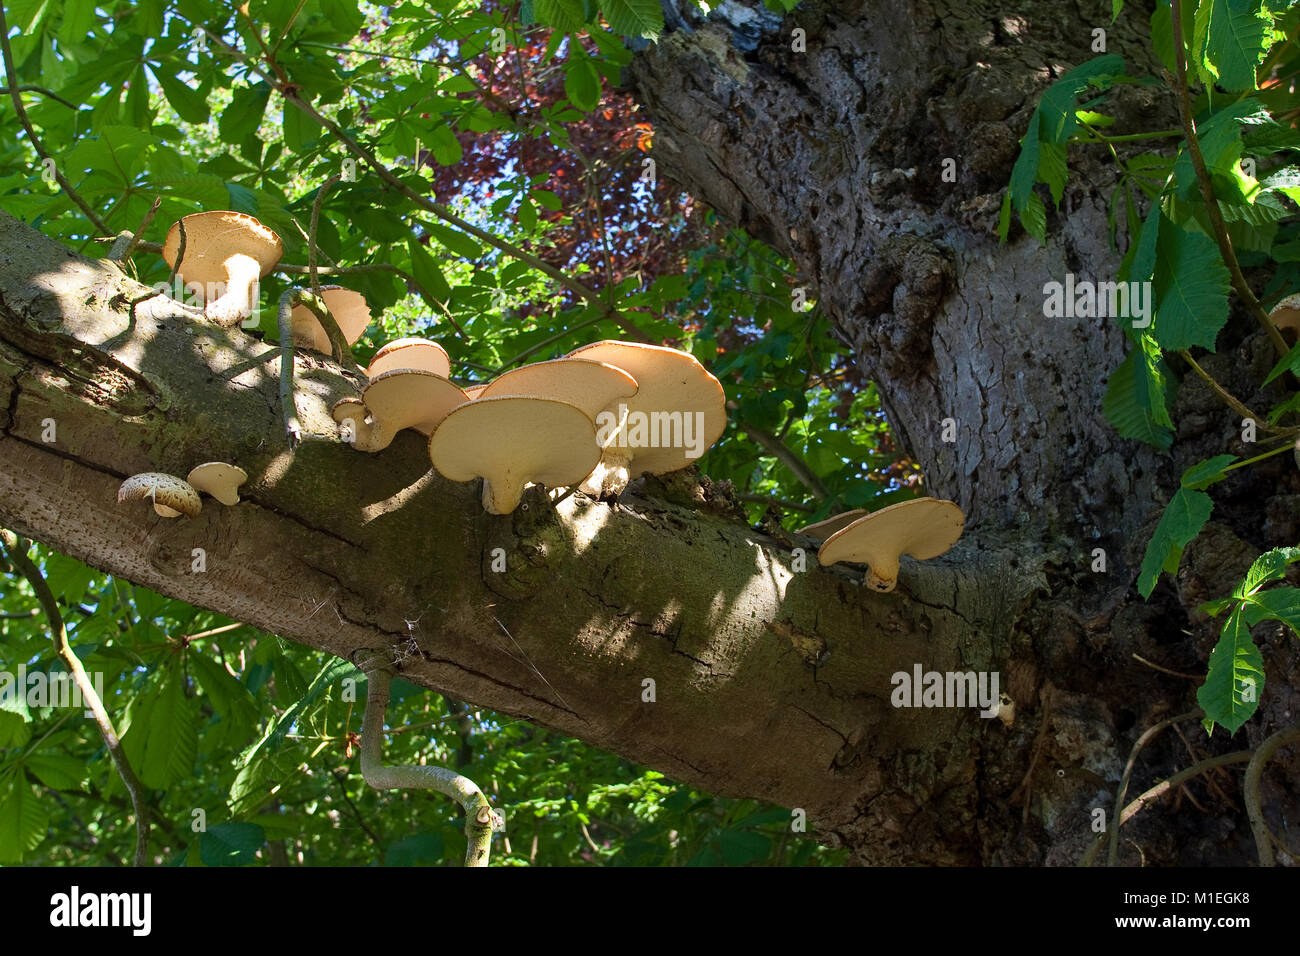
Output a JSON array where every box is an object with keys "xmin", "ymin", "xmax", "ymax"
[
  {"xmin": 816, "ymin": 497, "xmax": 965, "ymax": 592},
  {"xmin": 1269, "ymin": 293, "xmax": 1300, "ymax": 344},
  {"xmin": 290, "ymin": 286, "xmax": 371, "ymax": 353},
  {"xmin": 797, "ymin": 509, "xmax": 868, "ymax": 542},
  {"xmin": 564, "ymin": 341, "xmax": 726, "ymax": 497},
  {"xmin": 428, "ymin": 396, "xmax": 602, "ymax": 514},
  {"xmin": 161, "ymin": 211, "xmax": 283, "ymax": 326},
  {"xmin": 186, "ymin": 462, "xmax": 248, "ymax": 506},
  {"xmin": 476, "ymin": 357, "xmax": 638, "ymax": 418},
  {"xmin": 332, "ymin": 369, "xmax": 469, "ymax": 452},
  {"xmin": 365, "ymin": 337, "xmax": 451, "ymax": 379},
  {"xmin": 117, "ymin": 473, "xmax": 202, "ymax": 519}
]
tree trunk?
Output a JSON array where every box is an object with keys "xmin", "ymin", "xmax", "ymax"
[{"xmin": 1, "ymin": 0, "xmax": 1296, "ymax": 865}]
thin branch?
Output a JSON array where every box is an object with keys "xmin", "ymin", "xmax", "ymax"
[
  {"xmin": 1170, "ymin": 0, "xmax": 1290, "ymax": 361},
  {"xmin": 1178, "ymin": 350, "xmax": 1292, "ymax": 434},
  {"xmin": 0, "ymin": 531, "xmax": 151, "ymax": 866},
  {"xmin": 0, "ymin": 7, "xmax": 109, "ymax": 234},
  {"xmin": 735, "ymin": 492, "xmax": 814, "ymax": 513},
  {"xmin": 1244, "ymin": 725, "xmax": 1300, "ymax": 866},
  {"xmin": 0, "ymin": 83, "xmax": 76, "ymax": 109},
  {"xmin": 309, "ymin": 174, "xmax": 341, "ymax": 298},
  {"xmin": 734, "ymin": 411, "xmax": 830, "ymax": 501},
  {"xmin": 107, "ymin": 196, "xmax": 162, "ymax": 264},
  {"xmin": 358, "ymin": 661, "xmax": 500, "ymax": 867},
  {"xmin": 1108, "ymin": 710, "xmax": 1201, "ymax": 866},
  {"xmin": 1130, "ymin": 653, "xmax": 1200, "ymax": 680}
]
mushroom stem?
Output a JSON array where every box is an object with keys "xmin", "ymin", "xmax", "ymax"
[
  {"xmin": 865, "ymin": 553, "xmax": 900, "ymax": 592},
  {"xmin": 481, "ymin": 477, "xmax": 528, "ymax": 515},
  {"xmin": 579, "ymin": 450, "xmax": 633, "ymax": 498},
  {"xmin": 205, "ymin": 252, "xmax": 265, "ymax": 326},
  {"xmin": 359, "ymin": 661, "xmax": 499, "ymax": 867}
]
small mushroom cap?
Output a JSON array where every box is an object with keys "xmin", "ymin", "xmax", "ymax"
[
  {"xmin": 1270, "ymin": 293, "xmax": 1300, "ymax": 340},
  {"xmin": 477, "ymin": 357, "xmax": 638, "ymax": 419},
  {"xmin": 290, "ymin": 286, "xmax": 372, "ymax": 353},
  {"xmin": 117, "ymin": 472, "xmax": 202, "ymax": 519},
  {"xmin": 186, "ymin": 462, "xmax": 248, "ymax": 506},
  {"xmin": 565, "ymin": 341, "xmax": 726, "ymax": 475},
  {"xmin": 161, "ymin": 211, "xmax": 283, "ymax": 291},
  {"xmin": 366, "ymin": 337, "xmax": 451, "ymax": 379},
  {"xmin": 363, "ymin": 369, "xmax": 469, "ymax": 437},
  {"xmin": 331, "ymin": 396, "xmax": 375, "ymax": 447},
  {"xmin": 797, "ymin": 509, "xmax": 868, "ymax": 542},
  {"xmin": 817, "ymin": 497, "xmax": 965, "ymax": 591},
  {"xmin": 428, "ymin": 396, "xmax": 601, "ymax": 514}
]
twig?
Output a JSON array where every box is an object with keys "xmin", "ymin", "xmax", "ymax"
[
  {"xmin": 0, "ymin": 7, "xmax": 109, "ymax": 234},
  {"xmin": 167, "ymin": 218, "xmax": 187, "ymax": 289},
  {"xmin": 1244, "ymin": 725, "xmax": 1300, "ymax": 865},
  {"xmin": 1081, "ymin": 749, "xmax": 1254, "ymax": 866},
  {"xmin": 329, "ymin": 769, "xmax": 385, "ymax": 849},
  {"xmin": 1109, "ymin": 710, "xmax": 1201, "ymax": 866},
  {"xmin": 0, "ymin": 531, "xmax": 151, "ymax": 866},
  {"xmin": 1010, "ymin": 686, "xmax": 1054, "ymax": 824},
  {"xmin": 736, "ymin": 413, "xmax": 830, "ymax": 500},
  {"xmin": 0, "ymin": 84, "xmax": 76, "ymax": 109},
  {"xmin": 1130, "ymin": 653, "xmax": 1200, "ymax": 680},
  {"xmin": 107, "ymin": 196, "xmax": 162, "ymax": 265},
  {"xmin": 1177, "ymin": 351, "xmax": 1289, "ymax": 432},
  {"xmin": 358, "ymin": 661, "xmax": 499, "ymax": 867},
  {"xmin": 309, "ymin": 174, "xmax": 341, "ymax": 298},
  {"xmin": 1170, "ymin": 0, "xmax": 1290, "ymax": 361}
]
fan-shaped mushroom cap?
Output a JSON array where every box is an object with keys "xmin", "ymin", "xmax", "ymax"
[
  {"xmin": 463, "ymin": 383, "xmax": 488, "ymax": 399},
  {"xmin": 186, "ymin": 462, "xmax": 248, "ymax": 506},
  {"xmin": 428, "ymin": 396, "xmax": 601, "ymax": 514},
  {"xmin": 366, "ymin": 337, "xmax": 451, "ymax": 379},
  {"xmin": 817, "ymin": 497, "xmax": 965, "ymax": 592},
  {"xmin": 477, "ymin": 357, "xmax": 637, "ymax": 418},
  {"xmin": 797, "ymin": 509, "xmax": 869, "ymax": 542},
  {"xmin": 161, "ymin": 211, "xmax": 283, "ymax": 325},
  {"xmin": 333, "ymin": 370, "xmax": 468, "ymax": 452},
  {"xmin": 290, "ymin": 286, "xmax": 371, "ymax": 354},
  {"xmin": 117, "ymin": 472, "xmax": 202, "ymax": 519},
  {"xmin": 1269, "ymin": 293, "xmax": 1300, "ymax": 342},
  {"xmin": 564, "ymin": 341, "xmax": 726, "ymax": 495}
]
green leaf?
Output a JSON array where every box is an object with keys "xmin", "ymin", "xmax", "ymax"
[
  {"xmin": 1243, "ymin": 586, "xmax": 1300, "ymax": 633},
  {"xmin": 1138, "ymin": 486, "xmax": 1214, "ymax": 598},
  {"xmin": 535, "ymin": 0, "xmax": 587, "ymax": 32},
  {"xmin": 600, "ymin": 0, "xmax": 664, "ymax": 39},
  {"xmin": 384, "ymin": 831, "xmax": 447, "ymax": 865},
  {"xmin": 1102, "ymin": 335, "xmax": 1175, "ymax": 448},
  {"xmin": 1180, "ymin": 454, "xmax": 1238, "ymax": 489},
  {"xmin": 154, "ymin": 68, "xmax": 210, "ymax": 124},
  {"xmin": 1237, "ymin": 546, "xmax": 1300, "ymax": 596},
  {"xmin": 218, "ymin": 83, "xmax": 272, "ymax": 146},
  {"xmin": 1197, "ymin": 607, "xmax": 1263, "ymax": 734},
  {"xmin": 0, "ymin": 772, "xmax": 48, "ymax": 863},
  {"xmin": 408, "ymin": 238, "xmax": 453, "ymax": 304},
  {"xmin": 1193, "ymin": 0, "xmax": 1272, "ymax": 91},
  {"xmin": 24, "ymin": 753, "xmax": 86, "ymax": 791},
  {"xmin": 427, "ymin": 123, "xmax": 463, "ymax": 166},
  {"xmin": 426, "ymin": 222, "xmax": 483, "ymax": 259},
  {"xmin": 199, "ymin": 822, "xmax": 266, "ymax": 867},
  {"xmin": 1037, "ymin": 54, "xmax": 1125, "ymax": 144},
  {"xmin": 565, "ymin": 50, "xmax": 601, "ymax": 111},
  {"xmin": 1152, "ymin": 220, "xmax": 1231, "ymax": 351},
  {"xmin": 121, "ymin": 662, "xmax": 198, "ymax": 788},
  {"xmin": 1264, "ymin": 338, "xmax": 1300, "ymax": 384}
]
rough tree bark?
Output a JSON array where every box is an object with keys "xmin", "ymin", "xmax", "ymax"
[{"xmin": 0, "ymin": 0, "xmax": 1296, "ymax": 865}]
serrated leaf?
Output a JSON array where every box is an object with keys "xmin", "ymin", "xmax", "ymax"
[
  {"xmin": 1197, "ymin": 607, "xmax": 1263, "ymax": 734},
  {"xmin": 154, "ymin": 67, "xmax": 210, "ymax": 124},
  {"xmin": 564, "ymin": 51, "xmax": 601, "ymax": 111},
  {"xmin": 0, "ymin": 772, "xmax": 48, "ymax": 862},
  {"xmin": 1264, "ymin": 339, "xmax": 1300, "ymax": 384},
  {"xmin": 218, "ymin": 83, "xmax": 271, "ymax": 146},
  {"xmin": 24, "ymin": 753, "xmax": 87, "ymax": 791},
  {"xmin": 1243, "ymin": 586, "xmax": 1300, "ymax": 633},
  {"xmin": 1153, "ymin": 221, "xmax": 1231, "ymax": 351},
  {"xmin": 1193, "ymin": 0, "xmax": 1273, "ymax": 91},
  {"xmin": 426, "ymin": 222, "xmax": 482, "ymax": 259},
  {"xmin": 600, "ymin": 0, "xmax": 663, "ymax": 39},
  {"xmin": 1138, "ymin": 486, "xmax": 1214, "ymax": 597},
  {"xmin": 1237, "ymin": 546, "xmax": 1300, "ymax": 596},
  {"xmin": 1103, "ymin": 335, "xmax": 1175, "ymax": 448},
  {"xmin": 1181, "ymin": 454, "xmax": 1238, "ymax": 489},
  {"xmin": 535, "ymin": 0, "xmax": 587, "ymax": 32},
  {"xmin": 199, "ymin": 822, "xmax": 265, "ymax": 867},
  {"xmin": 408, "ymin": 238, "xmax": 453, "ymax": 304},
  {"xmin": 427, "ymin": 123, "xmax": 462, "ymax": 166},
  {"xmin": 121, "ymin": 662, "xmax": 197, "ymax": 788}
]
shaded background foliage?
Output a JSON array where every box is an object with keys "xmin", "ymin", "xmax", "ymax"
[{"xmin": 0, "ymin": 0, "xmax": 905, "ymax": 864}]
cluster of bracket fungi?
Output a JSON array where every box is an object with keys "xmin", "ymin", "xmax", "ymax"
[{"xmin": 114, "ymin": 210, "xmax": 967, "ymax": 591}]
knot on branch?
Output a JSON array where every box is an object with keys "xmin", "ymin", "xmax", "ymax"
[
  {"xmin": 481, "ymin": 484, "xmax": 568, "ymax": 600},
  {"xmin": 853, "ymin": 235, "xmax": 953, "ymax": 383}
]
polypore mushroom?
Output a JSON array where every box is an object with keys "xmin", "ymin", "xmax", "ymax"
[
  {"xmin": 463, "ymin": 384, "xmax": 488, "ymax": 399},
  {"xmin": 816, "ymin": 497, "xmax": 965, "ymax": 592},
  {"xmin": 366, "ymin": 338, "xmax": 451, "ymax": 379},
  {"xmin": 477, "ymin": 357, "xmax": 638, "ymax": 418},
  {"xmin": 332, "ymin": 369, "xmax": 468, "ymax": 452},
  {"xmin": 428, "ymin": 396, "xmax": 601, "ymax": 514},
  {"xmin": 797, "ymin": 509, "xmax": 868, "ymax": 542},
  {"xmin": 117, "ymin": 473, "xmax": 202, "ymax": 519},
  {"xmin": 290, "ymin": 286, "xmax": 371, "ymax": 353},
  {"xmin": 1269, "ymin": 293, "xmax": 1300, "ymax": 343},
  {"xmin": 564, "ymin": 341, "xmax": 726, "ymax": 497},
  {"xmin": 161, "ymin": 211, "xmax": 283, "ymax": 326},
  {"xmin": 186, "ymin": 462, "xmax": 248, "ymax": 505}
]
